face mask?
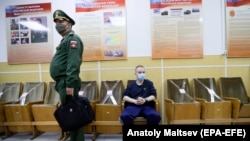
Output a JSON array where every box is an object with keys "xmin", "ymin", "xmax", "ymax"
[
  {"xmin": 55, "ymin": 23, "xmax": 66, "ymax": 34},
  {"xmin": 137, "ymin": 73, "xmax": 146, "ymax": 81}
]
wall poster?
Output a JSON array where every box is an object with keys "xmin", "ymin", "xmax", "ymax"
[
  {"xmin": 226, "ymin": 0, "xmax": 250, "ymax": 57},
  {"xmin": 75, "ymin": 0, "xmax": 127, "ymax": 61},
  {"xmin": 6, "ymin": 3, "xmax": 53, "ymax": 64},
  {"xmin": 151, "ymin": 0, "xmax": 203, "ymax": 59}
]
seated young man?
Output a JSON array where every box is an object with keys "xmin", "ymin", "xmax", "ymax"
[{"xmin": 120, "ymin": 65, "xmax": 161, "ymax": 125}]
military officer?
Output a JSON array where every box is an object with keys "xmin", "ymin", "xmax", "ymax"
[{"xmin": 50, "ymin": 9, "xmax": 84, "ymax": 141}]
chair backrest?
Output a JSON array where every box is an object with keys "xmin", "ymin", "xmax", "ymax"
[
  {"xmin": 167, "ymin": 78, "xmax": 196, "ymax": 103},
  {"xmin": 219, "ymin": 77, "xmax": 248, "ymax": 103},
  {"xmin": 99, "ymin": 80, "xmax": 124, "ymax": 105},
  {"xmin": 20, "ymin": 82, "xmax": 46, "ymax": 104},
  {"xmin": 193, "ymin": 78, "xmax": 222, "ymax": 102},
  {"xmin": 44, "ymin": 81, "xmax": 60, "ymax": 104},
  {"xmin": 0, "ymin": 82, "xmax": 22, "ymax": 103},
  {"xmin": 79, "ymin": 81, "xmax": 99, "ymax": 102}
]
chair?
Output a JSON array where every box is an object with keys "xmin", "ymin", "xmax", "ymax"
[
  {"xmin": 99, "ymin": 80, "xmax": 123, "ymax": 105},
  {"xmin": 31, "ymin": 82, "xmax": 62, "ymax": 140},
  {"xmin": 121, "ymin": 80, "xmax": 159, "ymax": 125},
  {"xmin": 3, "ymin": 82, "xmax": 46, "ymax": 139},
  {"xmin": 0, "ymin": 82, "xmax": 22, "ymax": 134},
  {"xmin": 193, "ymin": 78, "xmax": 232, "ymax": 124},
  {"xmin": 165, "ymin": 78, "xmax": 201, "ymax": 124},
  {"xmin": 94, "ymin": 80, "xmax": 124, "ymax": 135},
  {"xmin": 79, "ymin": 81, "xmax": 99, "ymax": 110},
  {"xmin": 219, "ymin": 77, "xmax": 250, "ymax": 124},
  {"xmin": 78, "ymin": 81, "xmax": 99, "ymax": 134}
]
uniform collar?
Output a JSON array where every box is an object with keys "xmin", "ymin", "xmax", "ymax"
[{"xmin": 62, "ymin": 30, "xmax": 74, "ymax": 38}]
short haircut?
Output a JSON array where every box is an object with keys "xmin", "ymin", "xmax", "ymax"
[{"xmin": 135, "ymin": 65, "xmax": 144, "ymax": 71}]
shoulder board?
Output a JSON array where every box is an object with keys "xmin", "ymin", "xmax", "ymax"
[{"xmin": 69, "ymin": 31, "xmax": 74, "ymax": 36}]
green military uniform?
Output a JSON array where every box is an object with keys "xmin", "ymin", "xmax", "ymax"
[{"xmin": 50, "ymin": 10, "xmax": 84, "ymax": 141}]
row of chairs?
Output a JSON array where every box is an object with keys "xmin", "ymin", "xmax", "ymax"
[
  {"xmin": 0, "ymin": 77, "xmax": 249, "ymax": 139},
  {"xmin": 165, "ymin": 77, "xmax": 250, "ymax": 125},
  {"xmin": 0, "ymin": 80, "xmax": 125, "ymax": 141},
  {"xmin": 0, "ymin": 82, "xmax": 61, "ymax": 140}
]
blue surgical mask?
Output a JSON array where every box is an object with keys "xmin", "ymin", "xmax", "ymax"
[{"xmin": 137, "ymin": 73, "xmax": 146, "ymax": 80}]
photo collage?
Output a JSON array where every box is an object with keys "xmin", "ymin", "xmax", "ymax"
[{"xmin": 10, "ymin": 16, "xmax": 48, "ymax": 45}]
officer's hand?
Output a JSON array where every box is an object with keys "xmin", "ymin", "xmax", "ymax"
[{"xmin": 66, "ymin": 87, "xmax": 74, "ymax": 96}]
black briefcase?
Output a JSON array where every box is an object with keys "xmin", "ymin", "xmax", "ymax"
[{"xmin": 54, "ymin": 97, "xmax": 94, "ymax": 132}]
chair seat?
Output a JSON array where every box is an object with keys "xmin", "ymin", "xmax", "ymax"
[
  {"xmin": 0, "ymin": 82, "xmax": 22, "ymax": 134},
  {"xmin": 31, "ymin": 82, "xmax": 60, "ymax": 133},
  {"xmin": 3, "ymin": 82, "xmax": 45, "ymax": 140},
  {"xmin": 133, "ymin": 117, "xmax": 147, "ymax": 125},
  {"xmin": 193, "ymin": 78, "xmax": 232, "ymax": 124},
  {"xmin": 166, "ymin": 79, "xmax": 201, "ymax": 124},
  {"xmin": 219, "ymin": 77, "xmax": 250, "ymax": 124},
  {"xmin": 239, "ymin": 104, "xmax": 250, "ymax": 118},
  {"xmin": 95, "ymin": 104, "xmax": 122, "ymax": 134},
  {"xmin": 134, "ymin": 117, "xmax": 146, "ymax": 120}
]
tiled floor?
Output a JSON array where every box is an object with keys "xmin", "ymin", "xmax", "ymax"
[{"xmin": 0, "ymin": 132, "xmax": 123, "ymax": 141}]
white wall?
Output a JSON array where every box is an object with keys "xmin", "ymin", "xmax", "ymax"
[{"xmin": 0, "ymin": 0, "xmax": 225, "ymax": 62}]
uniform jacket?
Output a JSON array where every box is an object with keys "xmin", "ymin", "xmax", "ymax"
[{"xmin": 50, "ymin": 30, "xmax": 83, "ymax": 88}]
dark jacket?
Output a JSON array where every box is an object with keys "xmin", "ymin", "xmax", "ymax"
[{"xmin": 123, "ymin": 79, "xmax": 157, "ymax": 107}]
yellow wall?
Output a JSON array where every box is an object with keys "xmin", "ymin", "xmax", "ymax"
[{"xmin": 0, "ymin": 55, "xmax": 249, "ymax": 123}]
